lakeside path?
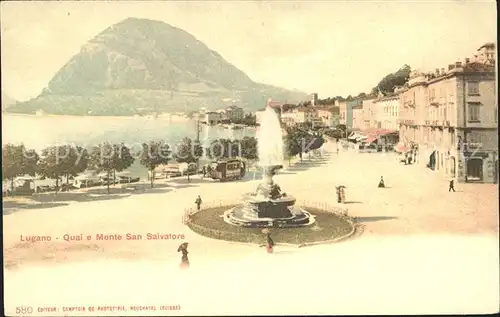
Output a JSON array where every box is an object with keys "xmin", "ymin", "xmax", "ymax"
[{"xmin": 3, "ymin": 142, "xmax": 499, "ymax": 315}]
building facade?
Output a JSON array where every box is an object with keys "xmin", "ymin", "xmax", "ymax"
[
  {"xmin": 225, "ymin": 105, "xmax": 244, "ymax": 122},
  {"xmin": 362, "ymin": 97, "xmax": 376, "ymax": 129},
  {"xmin": 372, "ymin": 95, "xmax": 399, "ymax": 130},
  {"xmin": 346, "ymin": 99, "xmax": 362, "ymax": 129},
  {"xmin": 351, "ymin": 104, "xmax": 364, "ymax": 130},
  {"xmin": 204, "ymin": 111, "xmax": 221, "ymax": 125},
  {"xmin": 398, "ymin": 50, "xmax": 497, "ymax": 183},
  {"xmin": 335, "ymin": 99, "xmax": 348, "ymax": 126},
  {"xmin": 281, "ymin": 107, "xmax": 318, "ymax": 125},
  {"xmin": 316, "ymin": 106, "xmax": 339, "ymax": 127}
]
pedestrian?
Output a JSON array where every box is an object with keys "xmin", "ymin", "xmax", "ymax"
[
  {"xmin": 449, "ymin": 179, "xmax": 456, "ymax": 192},
  {"xmin": 336, "ymin": 148, "xmax": 339, "ymax": 155},
  {"xmin": 195, "ymin": 195, "xmax": 202, "ymax": 211},
  {"xmin": 378, "ymin": 176, "xmax": 385, "ymax": 188},
  {"xmin": 266, "ymin": 233, "xmax": 275, "ymax": 254},
  {"xmin": 202, "ymin": 165, "xmax": 206, "ymax": 178},
  {"xmin": 335, "ymin": 186, "xmax": 341, "ymax": 203},
  {"xmin": 177, "ymin": 242, "xmax": 189, "ymax": 269}
]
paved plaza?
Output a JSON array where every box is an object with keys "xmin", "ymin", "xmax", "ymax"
[{"xmin": 3, "ymin": 143, "xmax": 499, "ymax": 315}]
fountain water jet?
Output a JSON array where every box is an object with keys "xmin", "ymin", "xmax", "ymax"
[{"xmin": 224, "ymin": 106, "xmax": 314, "ymax": 228}]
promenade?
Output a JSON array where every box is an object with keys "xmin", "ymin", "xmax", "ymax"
[{"xmin": 3, "ymin": 143, "xmax": 499, "ymax": 315}]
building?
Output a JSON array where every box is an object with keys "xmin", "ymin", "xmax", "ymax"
[
  {"xmin": 225, "ymin": 105, "xmax": 244, "ymax": 122},
  {"xmin": 346, "ymin": 99, "xmax": 362, "ymax": 129},
  {"xmin": 316, "ymin": 106, "xmax": 340, "ymax": 127},
  {"xmin": 335, "ymin": 99, "xmax": 348, "ymax": 126},
  {"xmin": 472, "ymin": 42, "xmax": 496, "ymax": 65},
  {"xmin": 281, "ymin": 107, "xmax": 318, "ymax": 126},
  {"xmin": 311, "ymin": 93, "xmax": 319, "ymax": 106},
  {"xmin": 216, "ymin": 109, "xmax": 227, "ymax": 120},
  {"xmin": 397, "ymin": 71, "xmax": 428, "ymax": 154},
  {"xmin": 204, "ymin": 111, "xmax": 221, "ymax": 125},
  {"xmin": 397, "ymin": 45, "xmax": 497, "ymax": 183},
  {"xmin": 372, "ymin": 95, "xmax": 399, "ymax": 130},
  {"xmin": 362, "ymin": 97, "xmax": 377, "ymax": 129},
  {"xmin": 351, "ymin": 103, "xmax": 364, "ymax": 130}
]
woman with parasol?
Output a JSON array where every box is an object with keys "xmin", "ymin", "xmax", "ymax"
[
  {"xmin": 335, "ymin": 185, "xmax": 346, "ymax": 203},
  {"xmin": 177, "ymin": 242, "xmax": 189, "ymax": 269},
  {"xmin": 262, "ymin": 228, "xmax": 275, "ymax": 254}
]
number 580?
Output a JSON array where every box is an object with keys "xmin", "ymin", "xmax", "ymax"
[{"xmin": 16, "ymin": 306, "xmax": 33, "ymax": 314}]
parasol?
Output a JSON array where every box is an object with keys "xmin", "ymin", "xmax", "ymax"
[
  {"xmin": 177, "ymin": 242, "xmax": 189, "ymax": 252},
  {"xmin": 261, "ymin": 228, "xmax": 271, "ymax": 234}
]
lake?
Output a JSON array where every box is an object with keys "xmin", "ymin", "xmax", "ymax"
[{"xmin": 2, "ymin": 114, "xmax": 255, "ymax": 181}]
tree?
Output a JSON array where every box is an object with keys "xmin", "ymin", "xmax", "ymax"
[
  {"xmin": 242, "ymin": 113, "xmax": 257, "ymax": 126},
  {"xmin": 2, "ymin": 144, "xmax": 39, "ymax": 190},
  {"xmin": 62, "ymin": 145, "xmax": 89, "ymax": 184},
  {"xmin": 372, "ymin": 64, "xmax": 411, "ymax": 95},
  {"xmin": 284, "ymin": 130, "xmax": 301, "ymax": 165},
  {"xmin": 205, "ymin": 138, "xmax": 242, "ymax": 160},
  {"xmin": 113, "ymin": 143, "xmax": 135, "ymax": 184},
  {"xmin": 140, "ymin": 140, "xmax": 171, "ymax": 188},
  {"xmin": 241, "ymin": 136, "xmax": 258, "ymax": 162},
  {"xmin": 38, "ymin": 145, "xmax": 76, "ymax": 193},
  {"xmin": 89, "ymin": 142, "xmax": 116, "ymax": 194},
  {"xmin": 173, "ymin": 138, "xmax": 203, "ymax": 182}
]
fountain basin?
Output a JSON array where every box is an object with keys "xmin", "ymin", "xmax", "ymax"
[{"xmin": 224, "ymin": 194, "xmax": 315, "ymax": 228}]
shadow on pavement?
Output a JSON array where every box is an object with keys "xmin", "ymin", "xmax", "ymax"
[
  {"xmin": 3, "ymin": 202, "xmax": 70, "ymax": 215},
  {"xmin": 355, "ymin": 216, "xmax": 398, "ymax": 223},
  {"xmin": 168, "ymin": 178, "xmax": 216, "ymax": 185},
  {"xmin": 2, "ymin": 183, "xmax": 178, "ymax": 213},
  {"xmin": 344, "ymin": 201, "xmax": 363, "ymax": 204}
]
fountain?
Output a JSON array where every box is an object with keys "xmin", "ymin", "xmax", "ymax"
[{"xmin": 224, "ymin": 106, "xmax": 315, "ymax": 228}]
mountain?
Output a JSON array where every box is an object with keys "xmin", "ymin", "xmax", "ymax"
[
  {"xmin": 1, "ymin": 91, "xmax": 17, "ymax": 110},
  {"xmin": 9, "ymin": 17, "xmax": 308, "ymax": 116}
]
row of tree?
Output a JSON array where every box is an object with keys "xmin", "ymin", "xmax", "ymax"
[
  {"xmin": 3, "ymin": 129, "xmax": 326, "ymax": 193},
  {"xmin": 2, "ymin": 141, "xmax": 173, "ymax": 193}
]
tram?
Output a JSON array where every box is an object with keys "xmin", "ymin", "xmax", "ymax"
[{"xmin": 207, "ymin": 158, "xmax": 246, "ymax": 181}]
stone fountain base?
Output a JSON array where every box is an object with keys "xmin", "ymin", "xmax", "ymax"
[{"xmin": 224, "ymin": 195, "xmax": 315, "ymax": 228}]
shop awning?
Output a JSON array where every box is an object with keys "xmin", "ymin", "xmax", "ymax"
[
  {"xmin": 395, "ymin": 143, "xmax": 410, "ymax": 153},
  {"xmin": 365, "ymin": 136, "xmax": 377, "ymax": 143}
]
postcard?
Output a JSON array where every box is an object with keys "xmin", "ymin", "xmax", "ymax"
[{"xmin": 2, "ymin": 1, "xmax": 499, "ymax": 316}]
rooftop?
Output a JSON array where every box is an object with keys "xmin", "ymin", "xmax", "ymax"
[{"xmin": 478, "ymin": 42, "xmax": 495, "ymax": 50}]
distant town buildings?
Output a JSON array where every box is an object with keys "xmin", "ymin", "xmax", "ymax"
[
  {"xmin": 362, "ymin": 97, "xmax": 376, "ymax": 129},
  {"xmin": 346, "ymin": 99, "xmax": 362, "ymax": 129},
  {"xmin": 251, "ymin": 43, "xmax": 497, "ymax": 184},
  {"xmin": 204, "ymin": 111, "xmax": 221, "ymax": 125},
  {"xmin": 372, "ymin": 95, "xmax": 400, "ymax": 130},
  {"xmin": 224, "ymin": 105, "xmax": 244, "ymax": 122},
  {"xmin": 351, "ymin": 103, "xmax": 364, "ymax": 130},
  {"xmin": 316, "ymin": 106, "xmax": 339, "ymax": 127},
  {"xmin": 281, "ymin": 107, "xmax": 317, "ymax": 126},
  {"xmin": 335, "ymin": 99, "xmax": 348, "ymax": 126},
  {"xmin": 310, "ymin": 93, "xmax": 319, "ymax": 106}
]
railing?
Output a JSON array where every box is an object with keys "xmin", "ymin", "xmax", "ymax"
[{"xmin": 181, "ymin": 199, "xmax": 351, "ymax": 245}]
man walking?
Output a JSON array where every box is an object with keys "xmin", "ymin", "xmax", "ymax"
[
  {"xmin": 195, "ymin": 195, "xmax": 202, "ymax": 211},
  {"xmin": 449, "ymin": 179, "xmax": 456, "ymax": 192}
]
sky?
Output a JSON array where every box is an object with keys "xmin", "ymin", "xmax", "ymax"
[{"xmin": 0, "ymin": 0, "xmax": 497, "ymax": 102}]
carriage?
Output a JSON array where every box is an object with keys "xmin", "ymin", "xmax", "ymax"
[{"xmin": 207, "ymin": 158, "xmax": 246, "ymax": 182}]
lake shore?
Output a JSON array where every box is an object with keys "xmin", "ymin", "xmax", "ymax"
[{"xmin": 2, "ymin": 112, "xmax": 192, "ymax": 122}]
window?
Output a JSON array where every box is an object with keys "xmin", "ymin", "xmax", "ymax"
[
  {"xmin": 468, "ymin": 103, "xmax": 480, "ymax": 122},
  {"xmin": 468, "ymin": 82, "xmax": 480, "ymax": 95}
]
